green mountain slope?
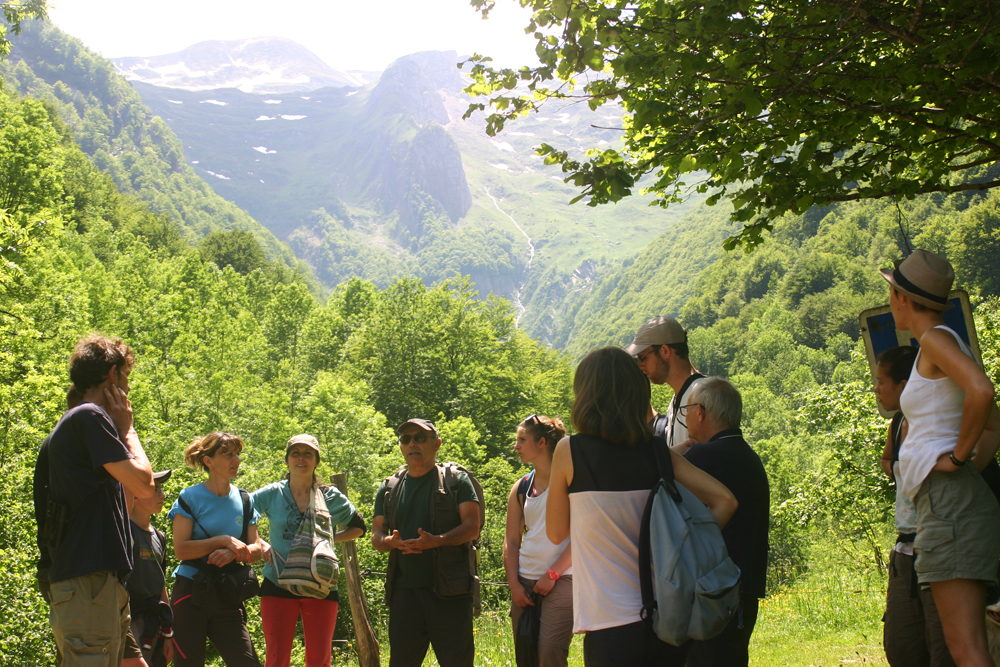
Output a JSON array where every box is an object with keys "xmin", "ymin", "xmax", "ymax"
[
  {"xmin": 122, "ymin": 46, "xmax": 708, "ymax": 336},
  {"xmin": 1, "ymin": 20, "xmax": 301, "ymax": 267}
]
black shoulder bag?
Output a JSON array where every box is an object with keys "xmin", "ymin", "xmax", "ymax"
[{"xmin": 178, "ymin": 489, "xmax": 260, "ymax": 606}]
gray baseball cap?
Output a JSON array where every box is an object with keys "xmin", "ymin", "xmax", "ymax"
[{"xmin": 624, "ymin": 316, "xmax": 687, "ymax": 356}]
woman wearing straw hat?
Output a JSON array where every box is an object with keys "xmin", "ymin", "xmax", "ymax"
[
  {"xmin": 252, "ymin": 434, "xmax": 367, "ymax": 667},
  {"xmin": 881, "ymin": 249, "xmax": 1000, "ymax": 667}
]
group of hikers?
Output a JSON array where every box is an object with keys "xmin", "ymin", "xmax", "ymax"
[{"xmin": 31, "ymin": 249, "xmax": 1000, "ymax": 667}]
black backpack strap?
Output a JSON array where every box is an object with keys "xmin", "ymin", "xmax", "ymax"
[
  {"xmin": 517, "ymin": 470, "xmax": 535, "ymax": 507},
  {"xmin": 890, "ymin": 412, "xmax": 905, "ymax": 463},
  {"xmin": 154, "ymin": 527, "xmax": 168, "ymax": 571},
  {"xmin": 517, "ymin": 470, "xmax": 535, "ymax": 535},
  {"xmin": 651, "ymin": 413, "xmax": 669, "ymax": 439},
  {"xmin": 669, "ymin": 372, "xmax": 706, "ymax": 446},
  {"xmin": 383, "ymin": 469, "xmax": 406, "ymax": 532},
  {"xmin": 239, "ymin": 488, "xmax": 251, "ymax": 544}
]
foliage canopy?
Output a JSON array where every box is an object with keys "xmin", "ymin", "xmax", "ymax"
[{"xmin": 466, "ymin": 0, "xmax": 1000, "ymax": 248}]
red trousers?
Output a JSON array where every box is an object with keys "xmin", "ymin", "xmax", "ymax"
[{"xmin": 260, "ymin": 595, "xmax": 339, "ymax": 667}]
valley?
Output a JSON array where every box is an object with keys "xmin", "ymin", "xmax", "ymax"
[{"xmin": 115, "ymin": 40, "xmax": 709, "ymax": 344}]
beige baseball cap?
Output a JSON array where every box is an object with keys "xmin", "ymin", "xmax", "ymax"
[
  {"xmin": 286, "ymin": 433, "xmax": 321, "ymax": 457},
  {"xmin": 624, "ymin": 316, "xmax": 687, "ymax": 356}
]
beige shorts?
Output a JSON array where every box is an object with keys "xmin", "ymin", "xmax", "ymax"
[
  {"xmin": 49, "ymin": 571, "xmax": 130, "ymax": 667},
  {"xmin": 913, "ymin": 464, "xmax": 1000, "ymax": 584}
]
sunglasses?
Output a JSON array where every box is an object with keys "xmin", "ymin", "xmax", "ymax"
[
  {"xmin": 399, "ymin": 433, "xmax": 432, "ymax": 445},
  {"xmin": 523, "ymin": 414, "xmax": 540, "ymax": 426}
]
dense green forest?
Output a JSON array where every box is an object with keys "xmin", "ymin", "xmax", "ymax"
[{"xmin": 1, "ymin": 14, "xmax": 1000, "ymax": 667}]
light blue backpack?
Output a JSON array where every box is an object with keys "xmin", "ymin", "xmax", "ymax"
[{"xmin": 638, "ymin": 439, "xmax": 742, "ymax": 646}]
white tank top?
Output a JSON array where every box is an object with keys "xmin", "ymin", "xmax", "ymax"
[
  {"xmin": 898, "ymin": 326, "xmax": 974, "ymax": 500},
  {"xmin": 518, "ymin": 486, "xmax": 571, "ymax": 579}
]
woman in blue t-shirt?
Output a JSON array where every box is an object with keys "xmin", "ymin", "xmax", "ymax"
[
  {"xmin": 252, "ymin": 434, "xmax": 366, "ymax": 667},
  {"xmin": 169, "ymin": 432, "xmax": 263, "ymax": 667}
]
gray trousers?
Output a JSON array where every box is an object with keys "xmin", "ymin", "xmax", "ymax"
[
  {"xmin": 884, "ymin": 549, "xmax": 955, "ymax": 667},
  {"xmin": 510, "ymin": 576, "xmax": 574, "ymax": 667}
]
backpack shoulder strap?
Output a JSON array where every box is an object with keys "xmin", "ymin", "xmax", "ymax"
[
  {"xmin": 383, "ymin": 468, "xmax": 407, "ymax": 530},
  {"xmin": 442, "ymin": 463, "xmax": 486, "ymax": 531},
  {"xmin": 652, "ymin": 413, "xmax": 670, "ymax": 438},
  {"xmin": 517, "ymin": 470, "xmax": 535, "ymax": 508},
  {"xmin": 517, "ymin": 470, "xmax": 535, "ymax": 535},
  {"xmin": 669, "ymin": 372, "xmax": 706, "ymax": 446},
  {"xmin": 154, "ymin": 527, "xmax": 168, "ymax": 570},
  {"xmin": 239, "ymin": 488, "xmax": 251, "ymax": 544}
]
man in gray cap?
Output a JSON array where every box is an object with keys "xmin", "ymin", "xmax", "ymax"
[
  {"xmin": 625, "ymin": 316, "xmax": 704, "ymax": 449},
  {"xmin": 372, "ymin": 418, "xmax": 481, "ymax": 667}
]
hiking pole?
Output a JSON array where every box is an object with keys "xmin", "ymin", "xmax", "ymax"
[{"xmin": 331, "ymin": 473, "xmax": 381, "ymax": 667}]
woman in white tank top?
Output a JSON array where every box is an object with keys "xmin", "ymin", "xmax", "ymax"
[
  {"xmin": 880, "ymin": 249, "xmax": 1000, "ymax": 667},
  {"xmin": 504, "ymin": 414, "xmax": 573, "ymax": 667}
]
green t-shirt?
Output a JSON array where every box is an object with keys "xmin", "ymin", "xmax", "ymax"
[{"xmin": 373, "ymin": 468, "xmax": 478, "ymax": 589}]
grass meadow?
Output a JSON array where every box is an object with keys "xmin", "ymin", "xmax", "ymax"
[{"xmin": 322, "ymin": 563, "xmax": 889, "ymax": 666}]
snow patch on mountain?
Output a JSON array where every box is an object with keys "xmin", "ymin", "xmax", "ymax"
[{"xmin": 114, "ymin": 37, "xmax": 379, "ymax": 93}]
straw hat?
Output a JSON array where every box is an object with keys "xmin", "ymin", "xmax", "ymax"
[{"xmin": 879, "ymin": 249, "xmax": 954, "ymax": 311}]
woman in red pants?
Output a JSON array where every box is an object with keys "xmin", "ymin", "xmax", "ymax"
[{"xmin": 252, "ymin": 434, "xmax": 366, "ymax": 667}]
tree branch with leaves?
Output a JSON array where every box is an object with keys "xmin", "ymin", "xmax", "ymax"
[{"xmin": 464, "ymin": 0, "xmax": 1000, "ymax": 249}]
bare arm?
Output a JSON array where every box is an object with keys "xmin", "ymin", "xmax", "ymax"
[
  {"xmin": 881, "ymin": 428, "xmax": 894, "ymax": 480},
  {"xmin": 503, "ymin": 480, "xmax": 528, "ymax": 594},
  {"xmin": 923, "ymin": 329, "xmax": 996, "ymax": 467},
  {"xmin": 371, "ymin": 515, "xmax": 403, "ymax": 552},
  {"xmin": 102, "ymin": 386, "xmax": 154, "ymax": 499},
  {"xmin": 335, "ymin": 527, "xmax": 364, "ymax": 542},
  {"xmin": 546, "ymin": 437, "xmax": 572, "ymax": 545},
  {"xmin": 672, "ymin": 450, "xmax": 738, "ymax": 528},
  {"xmin": 972, "ymin": 403, "xmax": 1000, "ymax": 472},
  {"xmin": 172, "ymin": 514, "xmax": 249, "ymax": 562}
]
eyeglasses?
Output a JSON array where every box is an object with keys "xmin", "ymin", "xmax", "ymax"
[
  {"xmin": 678, "ymin": 403, "xmax": 702, "ymax": 418},
  {"xmin": 399, "ymin": 433, "xmax": 432, "ymax": 445},
  {"xmin": 523, "ymin": 414, "xmax": 540, "ymax": 426},
  {"xmin": 635, "ymin": 346, "xmax": 659, "ymax": 363}
]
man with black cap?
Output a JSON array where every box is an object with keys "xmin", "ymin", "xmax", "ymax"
[
  {"xmin": 128, "ymin": 469, "xmax": 175, "ymax": 667},
  {"xmin": 625, "ymin": 316, "xmax": 704, "ymax": 449},
  {"xmin": 372, "ymin": 418, "xmax": 481, "ymax": 667}
]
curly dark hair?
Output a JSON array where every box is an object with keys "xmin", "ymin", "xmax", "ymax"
[{"xmin": 68, "ymin": 335, "xmax": 134, "ymax": 392}]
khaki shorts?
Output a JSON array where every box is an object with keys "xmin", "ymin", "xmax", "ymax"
[
  {"xmin": 49, "ymin": 571, "xmax": 130, "ymax": 667},
  {"xmin": 914, "ymin": 464, "xmax": 1000, "ymax": 584}
]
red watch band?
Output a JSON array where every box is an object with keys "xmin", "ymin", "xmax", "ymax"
[{"xmin": 547, "ymin": 569, "xmax": 560, "ymax": 581}]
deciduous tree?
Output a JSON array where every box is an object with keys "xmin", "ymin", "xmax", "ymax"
[{"xmin": 467, "ymin": 0, "xmax": 1000, "ymax": 248}]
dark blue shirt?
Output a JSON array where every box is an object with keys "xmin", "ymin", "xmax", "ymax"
[
  {"xmin": 46, "ymin": 403, "xmax": 133, "ymax": 583},
  {"xmin": 684, "ymin": 429, "xmax": 770, "ymax": 598}
]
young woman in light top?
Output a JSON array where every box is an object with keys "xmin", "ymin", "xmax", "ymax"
[
  {"xmin": 546, "ymin": 347, "xmax": 737, "ymax": 667},
  {"xmin": 504, "ymin": 414, "xmax": 572, "ymax": 667},
  {"xmin": 881, "ymin": 249, "xmax": 1000, "ymax": 667}
]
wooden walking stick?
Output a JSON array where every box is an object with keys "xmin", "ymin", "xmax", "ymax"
[{"xmin": 331, "ymin": 473, "xmax": 381, "ymax": 667}]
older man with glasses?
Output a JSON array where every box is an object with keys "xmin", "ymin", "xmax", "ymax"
[
  {"xmin": 681, "ymin": 377, "xmax": 770, "ymax": 667},
  {"xmin": 371, "ymin": 418, "xmax": 481, "ymax": 667}
]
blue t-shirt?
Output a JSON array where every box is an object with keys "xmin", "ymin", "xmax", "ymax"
[
  {"xmin": 252, "ymin": 480, "xmax": 358, "ymax": 588},
  {"xmin": 168, "ymin": 483, "xmax": 259, "ymax": 580}
]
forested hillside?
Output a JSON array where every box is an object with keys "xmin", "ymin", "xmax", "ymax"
[
  {"xmin": 0, "ymin": 20, "xmax": 303, "ymax": 269},
  {"xmin": 2, "ymin": 12, "xmax": 1000, "ymax": 667}
]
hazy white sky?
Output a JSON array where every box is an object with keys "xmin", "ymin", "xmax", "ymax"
[{"xmin": 46, "ymin": 0, "xmax": 538, "ymax": 71}]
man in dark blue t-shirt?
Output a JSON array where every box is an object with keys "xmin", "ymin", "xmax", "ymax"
[
  {"xmin": 682, "ymin": 376, "xmax": 770, "ymax": 667},
  {"xmin": 40, "ymin": 335, "xmax": 155, "ymax": 666}
]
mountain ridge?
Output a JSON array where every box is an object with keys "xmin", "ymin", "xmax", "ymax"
[{"xmin": 113, "ymin": 37, "xmax": 379, "ymax": 93}]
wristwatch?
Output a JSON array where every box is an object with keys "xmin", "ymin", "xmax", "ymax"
[
  {"xmin": 949, "ymin": 452, "xmax": 968, "ymax": 467},
  {"xmin": 547, "ymin": 569, "xmax": 560, "ymax": 581}
]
